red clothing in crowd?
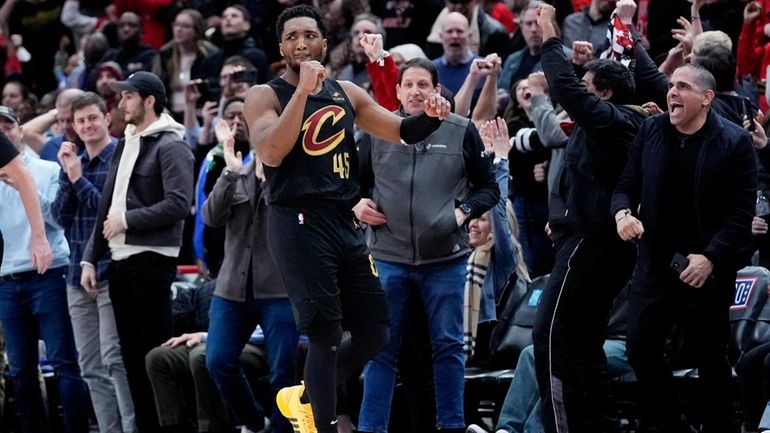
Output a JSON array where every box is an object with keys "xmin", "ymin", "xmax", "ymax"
[{"xmin": 366, "ymin": 55, "xmax": 400, "ymax": 112}]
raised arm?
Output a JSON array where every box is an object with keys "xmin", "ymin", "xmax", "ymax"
[
  {"xmin": 339, "ymin": 80, "xmax": 451, "ymax": 144},
  {"xmin": 246, "ymin": 61, "xmax": 328, "ymax": 167}
]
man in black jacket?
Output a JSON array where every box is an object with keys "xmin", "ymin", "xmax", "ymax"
[
  {"xmin": 81, "ymin": 71, "xmax": 195, "ymax": 433},
  {"xmin": 530, "ymin": 4, "xmax": 646, "ymax": 433},
  {"xmin": 612, "ymin": 64, "xmax": 756, "ymax": 433}
]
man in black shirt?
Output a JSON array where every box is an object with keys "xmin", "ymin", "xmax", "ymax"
[
  {"xmin": 244, "ymin": 5, "xmax": 450, "ymax": 433},
  {"xmin": 613, "ymin": 64, "xmax": 756, "ymax": 433}
]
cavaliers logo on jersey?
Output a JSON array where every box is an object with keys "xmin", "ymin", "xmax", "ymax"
[{"xmin": 302, "ymin": 105, "xmax": 346, "ymax": 156}]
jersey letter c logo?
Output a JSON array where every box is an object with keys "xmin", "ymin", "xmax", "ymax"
[{"xmin": 302, "ymin": 105, "xmax": 346, "ymax": 156}]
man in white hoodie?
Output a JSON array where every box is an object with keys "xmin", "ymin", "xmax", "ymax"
[{"xmin": 81, "ymin": 71, "xmax": 194, "ymax": 433}]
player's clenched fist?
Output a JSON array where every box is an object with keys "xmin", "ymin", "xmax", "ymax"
[
  {"xmin": 423, "ymin": 92, "xmax": 451, "ymax": 120},
  {"xmin": 298, "ymin": 60, "xmax": 327, "ymax": 95}
]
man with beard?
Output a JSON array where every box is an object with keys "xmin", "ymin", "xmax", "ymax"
[
  {"xmin": 198, "ymin": 5, "xmax": 271, "ymax": 86},
  {"xmin": 81, "ymin": 71, "xmax": 194, "ymax": 433},
  {"xmin": 244, "ymin": 5, "xmax": 451, "ymax": 432},
  {"xmin": 94, "ymin": 61, "xmax": 128, "ymax": 139},
  {"xmin": 100, "ymin": 12, "xmax": 158, "ymax": 77}
]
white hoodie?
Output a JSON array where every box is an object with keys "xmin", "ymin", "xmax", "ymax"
[{"xmin": 108, "ymin": 113, "xmax": 186, "ymax": 260}]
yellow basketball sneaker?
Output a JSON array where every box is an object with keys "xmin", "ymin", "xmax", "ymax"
[{"xmin": 276, "ymin": 382, "xmax": 317, "ymax": 433}]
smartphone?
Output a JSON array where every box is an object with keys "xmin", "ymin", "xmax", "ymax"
[
  {"xmin": 743, "ymin": 97, "xmax": 757, "ymax": 132},
  {"xmin": 670, "ymin": 252, "xmax": 690, "ymax": 274},
  {"xmin": 231, "ymin": 69, "xmax": 258, "ymax": 84}
]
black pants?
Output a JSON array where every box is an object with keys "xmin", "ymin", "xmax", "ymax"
[
  {"xmin": 109, "ymin": 252, "xmax": 176, "ymax": 433},
  {"xmin": 266, "ymin": 206, "xmax": 389, "ymax": 433},
  {"xmin": 532, "ymin": 233, "xmax": 636, "ymax": 433},
  {"xmin": 626, "ymin": 264, "xmax": 736, "ymax": 433}
]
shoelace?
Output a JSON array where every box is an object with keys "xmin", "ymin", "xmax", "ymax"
[{"xmin": 299, "ymin": 402, "xmax": 317, "ymax": 433}]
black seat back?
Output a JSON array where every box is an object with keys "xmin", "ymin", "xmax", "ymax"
[
  {"xmin": 488, "ymin": 274, "xmax": 548, "ymax": 369},
  {"xmin": 731, "ymin": 266, "xmax": 770, "ymax": 358}
]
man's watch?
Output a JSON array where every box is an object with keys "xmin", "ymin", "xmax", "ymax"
[{"xmin": 459, "ymin": 203, "xmax": 473, "ymax": 217}]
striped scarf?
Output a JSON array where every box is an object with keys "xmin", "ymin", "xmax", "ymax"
[{"xmin": 464, "ymin": 239, "xmax": 494, "ymax": 360}]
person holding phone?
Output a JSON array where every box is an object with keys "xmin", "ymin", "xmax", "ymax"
[{"xmin": 612, "ymin": 64, "xmax": 756, "ymax": 433}]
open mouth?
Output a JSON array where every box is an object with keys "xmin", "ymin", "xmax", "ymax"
[{"xmin": 669, "ymin": 102, "xmax": 683, "ymax": 116}]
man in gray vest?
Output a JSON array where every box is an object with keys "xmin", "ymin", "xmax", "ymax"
[{"xmin": 354, "ymin": 57, "xmax": 499, "ymax": 433}]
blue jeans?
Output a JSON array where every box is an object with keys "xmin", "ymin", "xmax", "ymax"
[
  {"xmin": 513, "ymin": 195, "xmax": 553, "ymax": 278},
  {"xmin": 0, "ymin": 267, "xmax": 90, "ymax": 433},
  {"xmin": 359, "ymin": 258, "xmax": 467, "ymax": 433},
  {"xmin": 496, "ymin": 341, "xmax": 631, "ymax": 433},
  {"xmin": 206, "ymin": 295, "xmax": 298, "ymax": 433}
]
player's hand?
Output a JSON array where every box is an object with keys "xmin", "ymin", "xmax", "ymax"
[
  {"xmin": 298, "ymin": 60, "xmax": 327, "ymax": 96},
  {"xmin": 353, "ymin": 198, "xmax": 386, "ymax": 226},
  {"xmin": 680, "ymin": 254, "xmax": 713, "ymax": 288},
  {"xmin": 423, "ymin": 91, "xmax": 451, "ymax": 120},
  {"xmin": 30, "ymin": 234, "xmax": 52, "ymax": 274},
  {"xmin": 616, "ymin": 211, "xmax": 644, "ymax": 241}
]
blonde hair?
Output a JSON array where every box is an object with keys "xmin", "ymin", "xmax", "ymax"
[{"xmin": 506, "ymin": 199, "xmax": 531, "ymax": 282}]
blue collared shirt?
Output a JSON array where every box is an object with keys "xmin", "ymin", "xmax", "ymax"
[
  {"xmin": 51, "ymin": 140, "xmax": 117, "ymax": 287},
  {"xmin": 0, "ymin": 154, "xmax": 70, "ymax": 275},
  {"xmin": 433, "ymin": 50, "xmax": 483, "ymax": 95}
]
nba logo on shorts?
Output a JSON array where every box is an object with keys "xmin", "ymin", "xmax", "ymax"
[
  {"xmin": 298, "ymin": 212, "xmax": 305, "ymax": 225},
  {"xmin": 732, "ymin": 278, "xmax": 756, "ymax": 311}
]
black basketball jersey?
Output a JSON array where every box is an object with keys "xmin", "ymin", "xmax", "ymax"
[{"xmin": 263, "ymin": 78, "xmax": 361, "ymax": 209}]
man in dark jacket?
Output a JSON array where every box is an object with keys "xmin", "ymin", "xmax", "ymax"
[
  {"xmin": 198, "ymin": 5, "xmax": 272, "ymax": 85},
  {"xmin": 353, "ymin": 57, "xmax": 499, "ymax": 433},
  {"xmin": 612, "ymin": 63, "xmax": 756, "ymax": 433},
  {"xmin": 530, "ymin": 4, "xmax": 646, "ymax": 433},
  {"xmin": 81, "ymin": 71, "xmax": 195, "ymax": 433},
  {"xmin": 100, "ymin": 12, "xmax": 158, "ymax": 77}
]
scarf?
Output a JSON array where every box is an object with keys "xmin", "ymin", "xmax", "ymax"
[
  {"xmin": 464, "ymin": 238, "xmax": 494, "ymax": 360},
  {"xmin": 600, "ymin": 12, "xmax": 635, "ymax": 69}
]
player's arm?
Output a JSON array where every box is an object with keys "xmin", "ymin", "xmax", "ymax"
[
  {"xmin": 339, "ymin": 81, "xmax": 450, "ymax": 145},
  {"xmin": 340, "ymin": 80, "xmax": 402, "ymax": 143},
  {"xmin": 245, "ymin": 84, "xmax": 306, "ymax": 167}
]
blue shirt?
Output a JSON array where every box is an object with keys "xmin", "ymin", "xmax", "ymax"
[
  {"xmin": 51, "ymin": 140, "xmax": 117, "ymax": 287},
  {"xmin": 39, "ymin": 134, "xmax": 65, "ymax": 162},
  {"xmin": 0, "ymin": 154, "xmax": 69, "ymax": 275},
  {"xmin": 433, "ymin": 51, "xmax": 484, "ymax": 95}
]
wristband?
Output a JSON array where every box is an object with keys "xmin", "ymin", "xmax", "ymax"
[{"xmin": 400, "ymin": 112, "xmax": 442, "ymax": 144}]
